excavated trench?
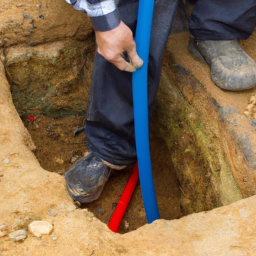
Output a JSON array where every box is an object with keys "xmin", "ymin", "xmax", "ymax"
[
  {"xmin": 2, "ymin": 1, "xmax": 256, "ymax": 253},
  {"xmin": 5, "ymin": 25, "xmax": 256, "ymax": 237},
  {"xmin": 22, "ymin": 114, "xmax": 181, "ymax": 234},
  {"xmin": 4, "ymin": 31, "xmax": 244, "ymax": 235},
  {"xmin": 5, "ymin": 34, "xmax": 184, "ymax": 234}
]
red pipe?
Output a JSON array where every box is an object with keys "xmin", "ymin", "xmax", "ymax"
[{"xmin": 108, "ymin": 162, "xmax": 139, "ymax": 233}]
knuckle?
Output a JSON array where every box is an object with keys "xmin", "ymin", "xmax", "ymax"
[
  {"xmin": 125, "ymin": 30, "xmax": 133, "ymax": 39},
  {"xmin": 105, "ymin": 52, "xmax": 115, "ymax": 61},
  {"xmin": 130, "ymin": 40, "xmax": 136, "ymax": 48}
]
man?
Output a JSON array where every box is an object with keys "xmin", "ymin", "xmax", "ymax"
[{"xmin": 64, "ymin": 0, "xmax": 256, "ymax": 203}]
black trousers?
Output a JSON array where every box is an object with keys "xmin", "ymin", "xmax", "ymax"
[
  {"xmin": 189, "ymin": 0, "xmax": 256, "ymax": 40},
  {"xmin": 85, "ymin": 0, "xmax": 256, "ymax": 166}
]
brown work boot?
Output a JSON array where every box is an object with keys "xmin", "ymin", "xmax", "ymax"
[{"xmin": 188, "ymin": 36, "xmax": 256, "ymax": 91}]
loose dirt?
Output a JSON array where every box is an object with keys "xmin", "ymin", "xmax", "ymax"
[{"xmin": 24, "ymin": 115, "xmax": 181, "ymax": 233}]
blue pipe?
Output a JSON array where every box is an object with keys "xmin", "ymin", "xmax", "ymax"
[{"xmin": 132, "ymin": 0, "xmax": 160, "ymax": 223}]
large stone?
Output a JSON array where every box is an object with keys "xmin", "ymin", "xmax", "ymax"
[{"xmin": 28, "ymin": 221, "xmax": 53, "ymax": 237}]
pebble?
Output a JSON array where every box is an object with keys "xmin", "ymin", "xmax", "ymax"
[
  {"xmin": 39, "ymin": 14, "xmax": 44, "ymax": 19},
  {"xmin": 0, "ymin": 225, "xmax": 8, "ymax": 230},
  {"xmin": 112, "ymin": 203, "xmax": 118, "ymax": 210},
  {"xmin": 124, "ymin": 221, "xmax": 129, "ymax": 230},
  {"xmin": 70, "ymin": 156, "xmax": 78, "ymax": 163},
  {"xmin": 9, "ymin": 230, "xmax": 27, "ymax": 241},
  {"xmin": 48, "ymin": 208, "xmax": 58, "ymax": 217},
  {"xmin": 28, "ymin": 221, "xmax": 53, "ymax": 237},
  {"xmin": 96, "ymin": 207, "xmax": 103, "ymax": 215},
  {"xmin": 0, "ymin": 54, "xmax": 5, "ymax": 62},
  {"xmin": 3, "ymin": 158, "xmax": 9, "ymax": 164},
  {"xmin": 55, "ymin": 158, "xmax": 64, "ymax": 165},
  {"xmin": 52, "ymin": 235, "xmax": 57, "ymax": 241},
  {"xmin": 23, "ymin": 14, "xmax": 32, "ymax": 19}
]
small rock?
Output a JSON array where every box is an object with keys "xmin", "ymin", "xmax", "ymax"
[
  {"xmin": 39, "ymin": 14, "xmax": 44, "ymax": 19},
  {"xmin": 52, "ymin": 235, "xmax": 57, "ymax": 241},
  {"xmin": 112, "ymin": 203, "xmax": 118, "ymax": 210},
  {"xmin": 23, "ymin": 14, "xmax": 32, "ymax": 19},
  {"xmin": 3, "ymin": 158, "xmax": 9, "ymax": 164},
  {"xmin": 0, "ymin": 225, "xmax": 8, "ymax": 230},
  {"xmin": 48, "ymin": 209, "xmax": 58, "ymax": 217},
  {"xmin": 55, "ymin": 158, "xmax": 64, "ymax": 165},
  {"xmin": 96, "ymin": 207, "xmax": 103, "ymax": 215},
  {"xmin": 124, "ymin": 221, "xmax": 129, "ymax": 230},
  {"xmin": 243, "ymin": 177, "xmax": 248, "ymax": 182},
  {"xmin": 9, "ymin": 230, "xmax": 27, "ymax": 241},
  {"xmin": 1, "ymin": 54, "xmax": 6, "ymax": 62},
  {"xmin": 28, "ymin": 221, "xmax": 53, "ymax": 237},
  {"xmin": 70, "ymin": 156, "xmax": 78, "ymax": 163}
]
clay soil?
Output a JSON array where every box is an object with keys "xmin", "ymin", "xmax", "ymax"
[{"xmin": 24, "ymin": 115, "xmax": 181, "ymax": 233}]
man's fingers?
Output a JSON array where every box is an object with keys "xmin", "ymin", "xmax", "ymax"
[
  {"xmin": 124, "ymin": 62, "xmax": 136, "ymax": 72},
  {"xmin": 111, "ymin": 55, "xmax": 136, "ymax": 72},
  {"xmin": 126, "ymin": 41, "xmax": 143, "ymax": 69},
  {"xmin": 98, "ymin": 49, "xmax": 136, "ymax": 72},
  {"xmin": 131, "ymin": 53, "xmax": 143, "ymax": 68}
]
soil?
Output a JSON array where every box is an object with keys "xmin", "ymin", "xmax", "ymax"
[{"xmin": 24, "ymin": 115, "xmax": 181, "ymax": 234}]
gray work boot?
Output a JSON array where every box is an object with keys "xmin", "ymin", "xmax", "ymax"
[
  {"xmin": 64, "ymin": 152, "xmax": 127, "ymax": 203},
  {"xmin": 188, "ymin": 37, "xmax": 256, "ymax": 91},
  {"xmin": 64, "ymin": 152, "xmax": 111, "ymax": 203}
]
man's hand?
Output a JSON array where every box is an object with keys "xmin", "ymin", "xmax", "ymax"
[{"xmin": 95, "ymin": 21, "xmax": 143, "ymax": 72}]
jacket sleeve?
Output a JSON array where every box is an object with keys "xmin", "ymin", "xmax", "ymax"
[{"xmin": 65, "ymin": 0, "xmax": 121, "ymax": 32}]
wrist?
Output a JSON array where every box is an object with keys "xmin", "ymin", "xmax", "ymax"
[{"xmin": 91, "ymin": 9, "xmax": 121, "ymax": 32}]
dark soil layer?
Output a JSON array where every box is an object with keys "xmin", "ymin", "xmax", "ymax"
[{"xmin": 25, "ymin": 115, "xmax": 181, "ymax": 233}]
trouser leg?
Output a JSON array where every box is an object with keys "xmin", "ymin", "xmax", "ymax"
[
  {"xmin": 86, "ymin": 0, "xmax": 180, "ymax": 166},
  {"xmin": 189, "ymin": 0, "xmax": 256, "ymax": 40}
]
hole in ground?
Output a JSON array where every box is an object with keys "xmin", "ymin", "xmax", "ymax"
[{"xmin": 24, "ymin": 115, "xmax": 182, "ymax": 233}]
